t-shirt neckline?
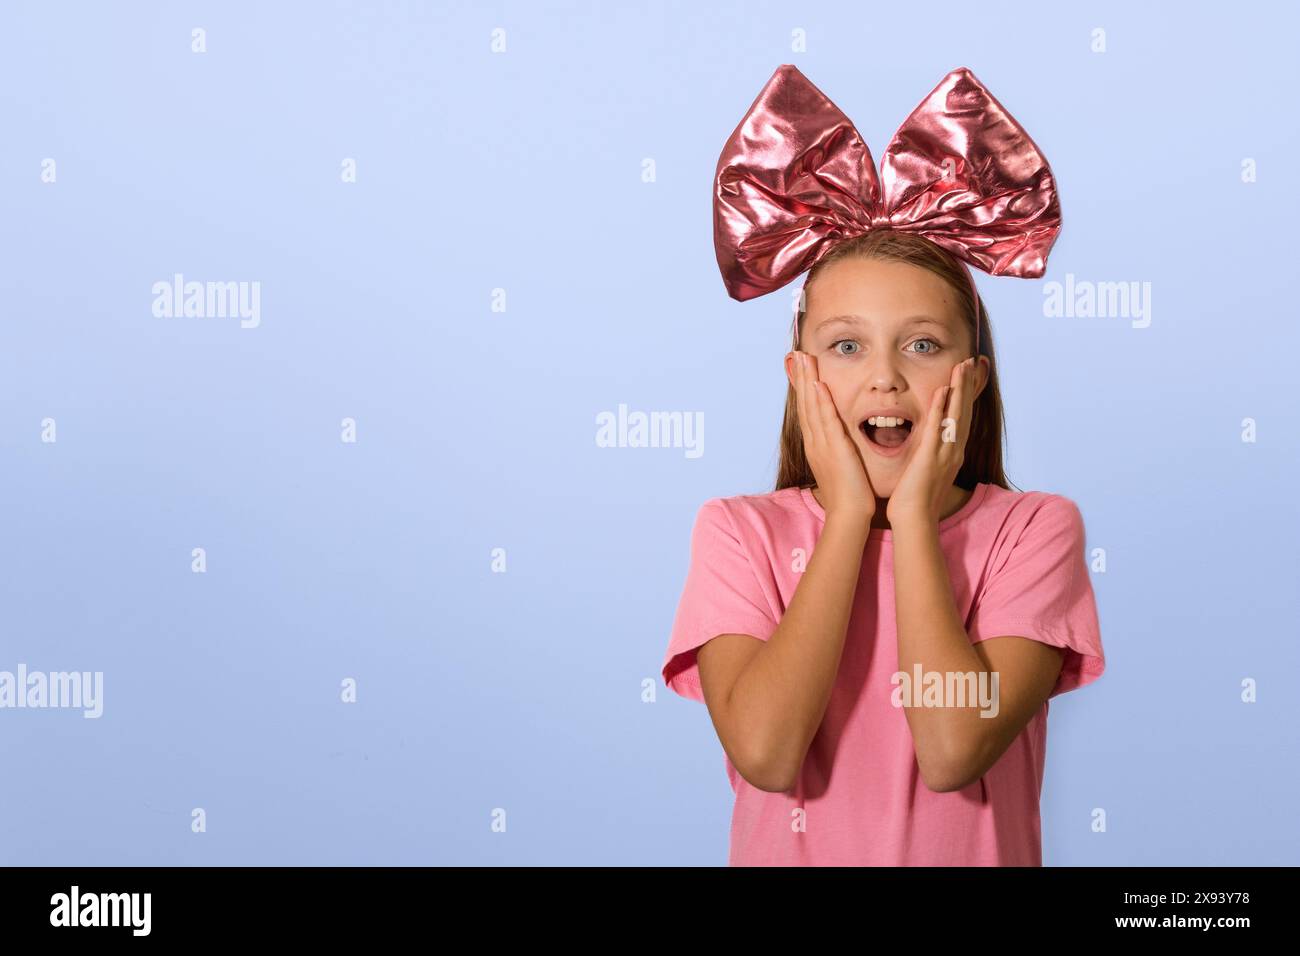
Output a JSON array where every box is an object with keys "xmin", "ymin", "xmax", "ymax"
[{"xmin": 798, "ymin": 482, "xmax": 990, "ymax": 541}]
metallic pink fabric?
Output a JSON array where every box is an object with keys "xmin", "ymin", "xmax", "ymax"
[{"xmin": 713, "ymin": 65, "xmax": 1061, "ymax": 313}]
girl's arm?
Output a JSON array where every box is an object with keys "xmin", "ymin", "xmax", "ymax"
[
  {"xmin": 885, "ymin": 359, "xmax": 1068, "ymax": 792},
  {"xmin": 891, "ymin": 515, "xmax": 1064, "ymax": 792},
  {"xmin": 698, "ymin": 350, "xmax": 877, "ymax": 793},
  {"xmin": 698, "ymin": 509, "xmax": 871, "ymax": 793}
]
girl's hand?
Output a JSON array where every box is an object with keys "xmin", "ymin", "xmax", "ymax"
[
  {"xmin": 886, "ymin": 356, "xmax": 980, "ymax": 527},
  {"xmin": 791, "ymin": 350, "xmax": 877, "ymax": 527}
]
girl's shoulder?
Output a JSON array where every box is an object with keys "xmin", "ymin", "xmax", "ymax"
[
  {"xmin": 693, "ymin": 486, "xmax": 815, "ymax": 529},
  {"xmin": 977, "ymin": 483, "xmax": 1088, "ymax": 526},
  {"xmin": 969, "ymin": 485, "xmax": 1092, "ymax": 561}
]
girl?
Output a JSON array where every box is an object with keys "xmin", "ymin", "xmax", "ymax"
[{"xmin": 662, "ymin": 66, "xmax": 1105, "ymax": 866}]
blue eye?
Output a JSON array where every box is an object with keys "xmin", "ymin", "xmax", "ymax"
[{"xmin": 830, "ymin": 338, "xmax": 942, "ymax": 356}]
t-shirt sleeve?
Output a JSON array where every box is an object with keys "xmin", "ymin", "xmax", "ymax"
[
  {"xmin": 662, "ymin": 498, "xmax": 781, "ymax": 704},
  {"xmin": 966, "ymin": 494, "xmax": 1105, "ymax": 699}
]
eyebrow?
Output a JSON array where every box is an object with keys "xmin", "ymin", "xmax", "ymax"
[{"xmin": 814, "ymin": 314, "xmax": 949, "ymax": 334}]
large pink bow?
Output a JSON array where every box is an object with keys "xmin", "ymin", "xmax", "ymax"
[{"xmin": 713, "ymin": 65, "xmax": 1061, "ymax": 302}]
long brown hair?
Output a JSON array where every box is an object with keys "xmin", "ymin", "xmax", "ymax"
[{"xmin": 773, "ymin": 230, "xmax": 1018, "ymax": 494}]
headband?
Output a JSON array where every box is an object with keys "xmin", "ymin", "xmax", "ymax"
[{"xmin": 713, "ymin": 64, "xmax": 1062, "ymax": 355}]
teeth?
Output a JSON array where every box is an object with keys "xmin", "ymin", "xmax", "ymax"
[{"xmin": 867, "ymin": 416, "xmax": 909, "ymax": 427}]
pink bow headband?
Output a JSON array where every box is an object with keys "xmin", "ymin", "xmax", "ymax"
[{"xmin": 712, "ymin": 64, "xmax": 1062, "ymax": 355}]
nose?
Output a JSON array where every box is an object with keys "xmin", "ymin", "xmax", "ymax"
[{"xmin": 862, "ymin": 345, "xmax": 906, "ymax": 394}]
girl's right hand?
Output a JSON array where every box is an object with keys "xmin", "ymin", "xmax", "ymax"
[{"xmin": 790, "ymin": 350, "xmax": 877, "ymax": 528}]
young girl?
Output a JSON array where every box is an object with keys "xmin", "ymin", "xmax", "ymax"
[{"xmin": 662, "ymin": 66, "xmax": 1105, "ymax": 866}]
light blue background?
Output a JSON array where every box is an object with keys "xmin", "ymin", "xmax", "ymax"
[{"xmin": 1, "ymin": 1, "xmax": 1296, "ymax": 865}]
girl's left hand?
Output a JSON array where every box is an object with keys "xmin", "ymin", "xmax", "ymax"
[{"xmin": 886, "ymin": 356, "xmax": 980, "ymax": 528}]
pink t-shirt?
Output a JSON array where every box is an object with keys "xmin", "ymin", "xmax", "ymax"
[{"xmin": 662, "ymin": 482, "xmax": 1105, "ymax": 866}]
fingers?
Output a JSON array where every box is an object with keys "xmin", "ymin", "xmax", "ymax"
[
  {"xmin": 820, "ymin": 376, "xmax": 877, "ymax": 498},
  {"xmin": 795, "ymin": 351, "xmax": 879, "ymax": 509},
  {"xmin": 937, "ymin": 356, "xmax": 977, "ymax": 451},
  {"xmin": 792, "ymin": 351, "xmax": 822, "ymax": 451},
  {"xmin": 792, "ymin": 351, "xmax": 809, "ymax": 443},
  {"xmin": 817, "ymin": 380, "xmax": 843, "ymax": 440},
  {"xmin": 925, "ymin": 379, "xmax": 952, "ymax": 453},
  {"xmin": 947, "ymin": 356, "xmax": 976, "ymax": 448},
  {"xmin": 795, "ymin": 349, "xmax": 858, "ymax": 470},
  {"xmin": 807, "ymin": 354, "xmax": 840, "ymax": 441},
  {"xmin": 794, "ymin": 351, "xmax": 814, "ymax": 445},
  {"xmin": 809, "ymin": 354, "xmax": 868, "ymax": 467},
  {"xmin": 807, "ymin": 356, "xmax": 828, "ymax": 447}
]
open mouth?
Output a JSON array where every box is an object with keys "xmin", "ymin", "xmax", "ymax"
[{"xmin": 859, "ymin": 416, "xmax": 914, "ymax": 453}]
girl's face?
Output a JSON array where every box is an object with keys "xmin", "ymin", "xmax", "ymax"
[{"xmin": 789, "ymin": 256, "xmax": 987, "ymax": 499}]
